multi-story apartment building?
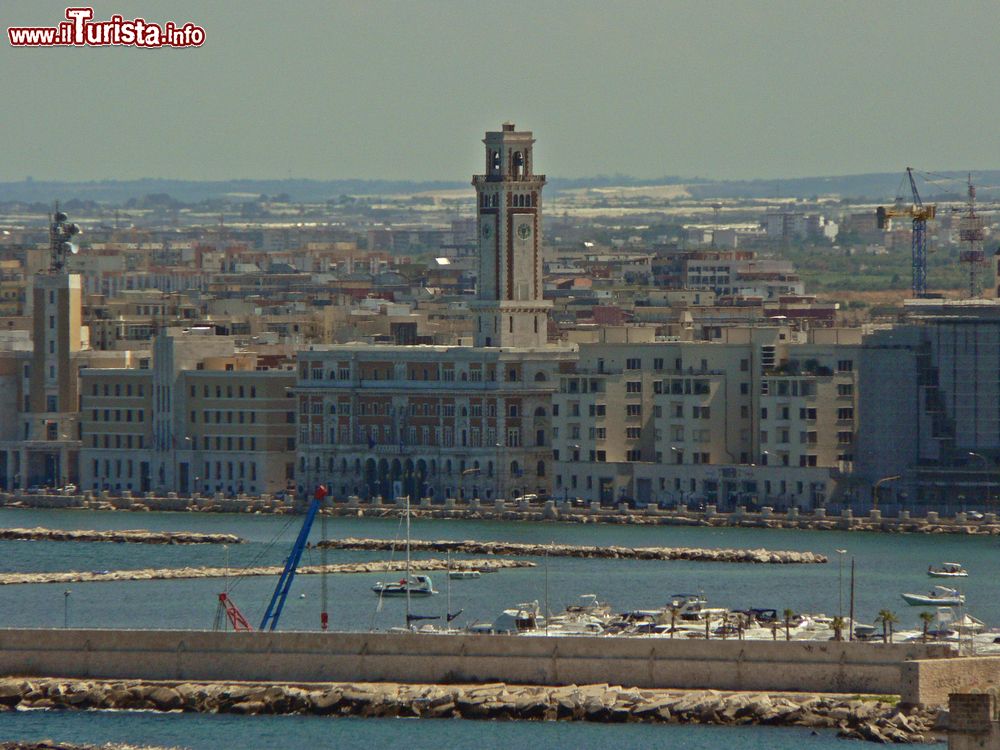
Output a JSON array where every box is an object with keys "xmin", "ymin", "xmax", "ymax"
[{"xmin": 551, "ymin": 327, "xmax": 862, "ymax": 508}]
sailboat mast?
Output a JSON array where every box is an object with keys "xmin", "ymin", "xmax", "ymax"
[{"xmin": 405, "ymin": 495, "xmax": 411, "ymax": 628}]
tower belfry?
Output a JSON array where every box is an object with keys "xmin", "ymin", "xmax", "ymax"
[{"xmin": 471, "ymin": 122, "xmax": 550, "ymax": 347}]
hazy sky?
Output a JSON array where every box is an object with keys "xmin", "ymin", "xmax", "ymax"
[{"xmin": 3, "ymin": 0, "xmax": 998, "ymax": 182}]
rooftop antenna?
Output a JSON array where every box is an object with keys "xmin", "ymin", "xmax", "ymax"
[{"xmin": 49, "ymin": 202, "xmax": 81, "ymax": 272}]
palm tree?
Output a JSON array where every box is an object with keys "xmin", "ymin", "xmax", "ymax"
[
  {"xmin": 831, "ymin": 616, "xmax": 845, "ymax": 642},
  {"xmin": 919, "ymin": 611, "xmax": 935, "ymax": 642},
  {"xmin": 877, "ymin": 609, "xmax": 899, "ymax": 643},
  {"xmin": 783, "ymin": 608, "xmax": 795, "ymax": 641}
]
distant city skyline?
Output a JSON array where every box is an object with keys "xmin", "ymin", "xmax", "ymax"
[{"xmin": 3, "ymin": 0, "xmax": 999, "ymax": 183}]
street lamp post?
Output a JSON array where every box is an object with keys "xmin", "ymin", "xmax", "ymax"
[
  {"xmin": 872, "ymin": 475, "xmax": 901, "ymax": 511},
  {"xmin": 968, "ymin": 452, "xmax": 990, "ymax": 508},
  {"xmin": 63, "ymin": 589, "xmax": 71, "ymax": 628},
  {"xmin": 835, "ymin": 549, "xmax": 847, "ymax": 620}
]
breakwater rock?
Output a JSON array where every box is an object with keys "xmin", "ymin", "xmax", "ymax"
[
  {"xmin": 320, "ymin": 537, "xmax": 827, "ymax": 564},
  {"xmin": 0, "ymin": 678, "xmax": 940, "ymax": 743},
  {"xmin": 0, "ymin": 743, "xmax": 176, "ymax": 750},
  {"xmin": 0, "ymin": 527, "xmax": 243, "ymax": 545},
  {"xmin": 0, "ymin": 558, "xmax": 534, "ymax": 586}
]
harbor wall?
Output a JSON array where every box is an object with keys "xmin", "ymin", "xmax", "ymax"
[
  {"xmin": 3, "ymin": 491, "xmax": 1000, "ymax": 535},
  {"xmin": 0, "ymin": 629, "xmax": 950, "ymax": 697},
  {"xmin": 901, "ymin": 656, "xmax": 1000, "ymax": 707}
]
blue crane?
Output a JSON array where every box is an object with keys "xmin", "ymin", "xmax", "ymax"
[{"xmin": 258, "ymin": 484, "xmax": 328, "ymax": 631}]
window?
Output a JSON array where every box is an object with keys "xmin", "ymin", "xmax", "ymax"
[
  {"xmin": 625, "ymin": 449, "xmax": 641, "ymax": 461},
  {"xmin": 653, "ymin": 358, "xmax": 664, "ymax": 371},
  {"xmin": 626, "ymin": 427, "xmax": 641, "ymax": 439},
  {"xmin": 626, "ymin": 358, "xmax": 641, "ymax": 370},
  {"xmin": 837, "ymin": 407, "xmax": 854, "ymax": 421},
  {"xmin": 837, "ymin": 383, "xmax": 854, "ymax": 397},
  {"xmin": 626, "ymin": 381, "xmax": 642, "ymax": 394},
  {"xmin": 626, "ymin": 404, "xmax": 642, "ymax": 418},
  {"xmin": 799, "ymin": 407, "xmax": 817, "ymax": 420},
  {"xmin": 740, "ymin": 358, "xmax": 749, "ymax": 372}
]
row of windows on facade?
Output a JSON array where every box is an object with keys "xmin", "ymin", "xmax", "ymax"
[
  {"xmin": 588, "ymin": 357, "xmax": 854, "ymax": 376},
  {"xmin": 562, "ymin": 377, "xmax": 711, "ymax": 395},
  {"xmin": 760, "ymin": 407, "xmax": 854, "ymax": 421},
  {"xmin": 554, "ymin": 474, "xmax": 817, "ymax": 499},
  {"xmin": 304, "ymin": 365, "xmax": 542, "ymax": 384},
  {"xmin": 189, "ymin": 384, "xmax": 261, "ymax": 399},
  {"xmin": 190, "ymin": 410, "xmax": 289, "ymax": 425},
  {"xmin": 301, "ymin": 424, "xmax": 529, "ymax": 449},
  {"xmin": 553, "ymin": 449, "xmax": 714, "ymax": 467},
  {"xmin": 301, "ymin": 455, "xmax": 544, "ymax": 479},
  {"xmin": 478, "ymin": 192, "xmax": 537, "ymax": 208},
  {"xmin": 305, "ymin": 402, "xmax": 544, "ymax": 419}
]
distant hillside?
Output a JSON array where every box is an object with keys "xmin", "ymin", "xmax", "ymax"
[{"xmin": 1, "ymin": 171, "xmax": 998, "ymax": 205}]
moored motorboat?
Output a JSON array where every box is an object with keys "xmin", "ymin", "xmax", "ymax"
[
  {"xmin": 448, "ymin": 569, "xmax": 481, "ymax": 580},
  {"xmin": 927, "ymin": 562, "xmax": 969, "ymax": 578},
  {"xmin": 900, "ymin": 586, "xmax": 965, "ymax": 607},
  {"xmin": 372, "ymin": 573, "xmax": 438, "ymax": 597}
]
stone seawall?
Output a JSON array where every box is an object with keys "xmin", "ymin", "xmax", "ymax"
[
  {"xmin": 0, "ymin": 629, "xmax": 951, "ymax": 698},
  {"xmin": 320, "ymin": 537, "xmax": 827, "ymax": 564},
  {"xmin": 0, "ymin": 677, "xmax": 943, "ymax": 744},
  {"xmin": 2, "ymin": 492, "xmax": 998, "ymax": 535},
  {"xmin": 0, "ymin": 527, "xmax": 242, "ymax": 545},
  {"xmin": 0, "ymin": 558, "xmax": 535, "ymax": 586}
]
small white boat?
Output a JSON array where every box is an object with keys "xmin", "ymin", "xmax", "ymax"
[
  {"xmin": 927, "ymin": 562, "xmax": 969, "ymax": 578},
  {"xmin": 901, "ymin": 586, "xmax": 965, "ymax": 607},
  {"xmin": 372, "ymin": 574, "xmax": 438, "ymax": 597},
  {"xmin": 449, "ymin": 569, "xmax": 481, "ymax": 580}
]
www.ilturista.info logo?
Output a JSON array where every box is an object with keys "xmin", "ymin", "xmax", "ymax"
[{"xmin": 8, "ymin": 7, "xmax": 205, "ymax": 48}]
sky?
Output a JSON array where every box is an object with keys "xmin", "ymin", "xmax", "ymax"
[{"xmin": 2, "ymin": 0, "xmax": 999, "ymax": 183}]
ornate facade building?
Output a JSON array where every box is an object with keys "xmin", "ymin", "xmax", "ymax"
[{"xmin": 294, "ymin": 123, "xmax": 575, "ymax": 501}]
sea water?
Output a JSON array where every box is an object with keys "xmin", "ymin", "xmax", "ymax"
[{"xmin": 0, "ymin": 506, "xmax": 967, "ymax": 746}]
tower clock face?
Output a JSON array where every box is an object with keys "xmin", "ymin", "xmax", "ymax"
[{"xmin": 517, "ymin": 222, "xmax": 531, "ymax": 240}]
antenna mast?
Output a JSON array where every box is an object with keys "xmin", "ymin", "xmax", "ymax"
[{"xmin": 959, "ymin": 174, "xmax": 985, "ymax": 298}]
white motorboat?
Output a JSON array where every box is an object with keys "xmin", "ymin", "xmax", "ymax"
[
  {"xmin": 927, "ymin": 562, "xmax": 969, "ymax": 578},
  {"xmin": 448, "ymin": 569, "xmax": 481, "ymax": 580},
  {"xmin": 469, "ymin": 601, "xmax": 545, "ymax": 634},
  {"xmin": 901, "ymin": 586, "xmax": 965, "ymax": 607},
  {"xmin": 669, "ymin": 593, "xmax": 729, "ymax": 621},
  {"xmin": 372, "ymin": 573, "xmax": 438, "ymax": 597}
]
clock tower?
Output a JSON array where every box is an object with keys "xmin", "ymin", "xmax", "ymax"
[{"xmin": 471, "ymin": 122, "xmax": 551, "ymax": 348}]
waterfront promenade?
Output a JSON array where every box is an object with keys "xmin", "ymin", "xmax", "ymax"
[{"xmin": 5, "ymin": 490, "xmax": 1000, "ymax": 535}]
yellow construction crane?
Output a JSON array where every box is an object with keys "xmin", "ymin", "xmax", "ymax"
[{"xmin": 876, "ymin": 167, "xmax": 936, "ymax": 297}]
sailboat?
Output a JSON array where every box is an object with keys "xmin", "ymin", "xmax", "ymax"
[{"xmin": 372, "ymin": 495, "xmax": 439, "ymax": 630}]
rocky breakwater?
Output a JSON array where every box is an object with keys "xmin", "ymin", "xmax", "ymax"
[
  {"xmin": 0, "ymin": 527, "xmax": 243, "ymax": 545},
  {"xmin": 320, "ymin": 537, "xmax": 827, "ymax": 564},
  {"xmin": 0, "ymin": 558, "xmax": 535, "ymax": 586},
  {"xmin": 0, "ymin": 743, "xmax": 176, "ymax": 750},
  {"xmin": 0, "ymin": 678, "xmax": 942, "ymax": 743}
]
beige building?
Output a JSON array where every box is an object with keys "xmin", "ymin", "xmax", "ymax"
[
  {"xmin": 79, "ymin": 329, "xmax": 296, "ymax": 495},
  {"xmin": 551, "ymin": 327, "xmax": 862, "ymax": 508}
]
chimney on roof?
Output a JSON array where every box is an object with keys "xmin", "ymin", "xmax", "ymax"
[{"xmin": 502, "ymin": 121, "xmax": 515, "ymax": 132}]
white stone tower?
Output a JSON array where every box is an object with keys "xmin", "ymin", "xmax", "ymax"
[{"xmin": 471, "ymin": 122, "xmax": 551, "ymax": 348}]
